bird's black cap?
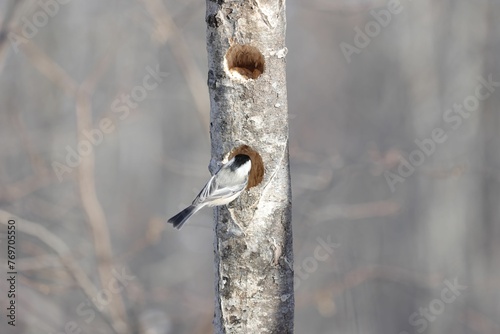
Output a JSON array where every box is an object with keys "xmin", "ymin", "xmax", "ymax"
[{"xmin": 231, "ymin": 154, "xmax": 251, "ymax": 169}]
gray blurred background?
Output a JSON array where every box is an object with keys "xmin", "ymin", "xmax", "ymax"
[{"xmin": 1, "ymin": 0, "xmax": 499, "ymax": 333}]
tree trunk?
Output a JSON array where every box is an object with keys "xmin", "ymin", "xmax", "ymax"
[{"xmin": 205, "ymin": 1, "xmax": 293, "ymax": 333}]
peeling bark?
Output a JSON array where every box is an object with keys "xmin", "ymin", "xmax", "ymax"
[{"xmin": 205, "ymin": 0, "xmax": 293, "ymax": 333}]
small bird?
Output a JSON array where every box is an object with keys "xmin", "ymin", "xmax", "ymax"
[{"xmin": 168, "ymin": 154, "xmax": 251, "ymax": 229}]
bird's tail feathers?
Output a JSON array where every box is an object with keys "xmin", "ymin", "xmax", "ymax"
[{"xmin": 168, "ymin": 205, "xmax": 197, "ymax": 229}]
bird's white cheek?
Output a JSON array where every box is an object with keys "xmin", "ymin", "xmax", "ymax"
[{"xmin": 237, "ymin": 163, "xmax": 251, "ymax": 177}]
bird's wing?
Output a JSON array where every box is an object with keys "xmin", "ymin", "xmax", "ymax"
[
  {"xmin": 192, "ymin": 173, "xmax": 246, "ymax": 205},
  {"xmin": 192, "ymin": 175, "xmax": 216, "ymax": 205},
  {"xmin": 209, "ymin": 180, "xmax": 245, "ymax": 199}
]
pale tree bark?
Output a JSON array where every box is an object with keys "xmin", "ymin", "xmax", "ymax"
[{"xmin": 205, "ymin": 0, "xmax": 293, "ymax": 333}]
